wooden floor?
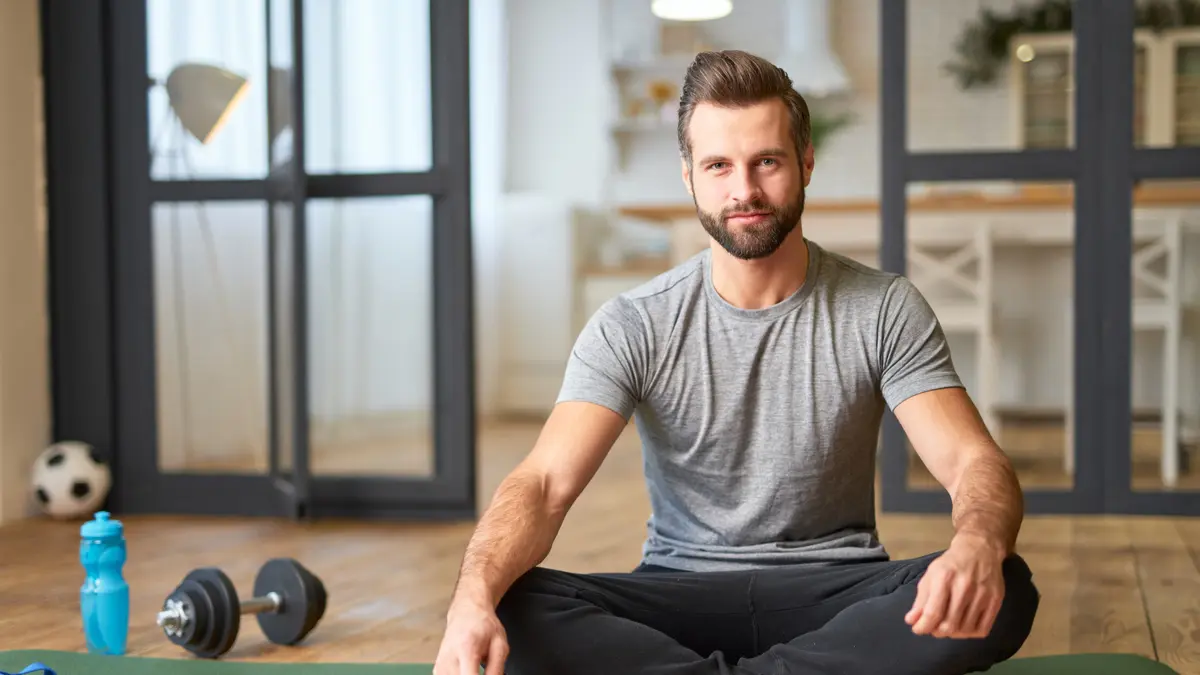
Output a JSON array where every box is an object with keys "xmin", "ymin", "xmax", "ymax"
[{"xmin": 2, "ymin": 420, "xmax": 1200, "ymax": 673}]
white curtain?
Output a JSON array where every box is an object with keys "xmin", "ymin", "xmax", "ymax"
[{"xmin": 146, "ymin": 0, "xmax": 504, "ymax": 466}]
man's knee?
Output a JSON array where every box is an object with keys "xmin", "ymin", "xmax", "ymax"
[
  {"xmin": 1001, "ymin": 554, "xmax": 1040, "ymax": 627},
  {"xmin": 911, "ymin": 554, "xmax": 1039, "ymax": 674},
  {"xmin": 495, "ymin": 566, "xmax": 566, "ymax": 627},
  {"xmin": 990, "ymin": 553, "xmax": 1039, "ymax": 659},
  {"xmin": 493, "ymin": 568, "xmax": 572, "ymax": 674}
]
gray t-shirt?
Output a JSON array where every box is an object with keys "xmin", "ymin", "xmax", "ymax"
[{"xmin": 557, "ymin": 239, "xmax": 963, "ymax": 572}]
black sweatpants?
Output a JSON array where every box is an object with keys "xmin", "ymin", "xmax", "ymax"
[{"xmin": 495, "ymin": 550, "xmax": 1039, "ymax": 674}]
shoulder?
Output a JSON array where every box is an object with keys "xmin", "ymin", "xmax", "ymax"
[
  {"xmin": 807, "ymin": 243, "xmax": 941, "ymax": 344},
  {"xmin": 573, "ymin": 252, "xmax": 707, "ymax": 364},
  {"xmin": 809, "ymin": 242, "xmax": 908, "ymax": 308}
]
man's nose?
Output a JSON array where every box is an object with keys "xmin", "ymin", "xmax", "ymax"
[{"xmin": 729, "ymin": 169, "xmax": 763, "ymax": 202}]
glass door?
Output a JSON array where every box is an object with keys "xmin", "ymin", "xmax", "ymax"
[
  {"xmin": 99, "ymin": 0, "xmax": 475, "ymax": 519},
  {"xmin": 880, "ymin": 1, "xmax": 1200, "ymax": 517},
  {"xmin": 1106, "ymin": 4, "xmax": 1200, "ymax": 515},
  {"xmin": 880, "ymin": 0, "xmax": 1106, "ymax": 514},
  {"xmin": 298, "ymin": 0, "xmax": 475, "ymax": 518}
]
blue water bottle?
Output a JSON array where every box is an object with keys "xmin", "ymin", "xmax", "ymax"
[{"xmin": 79, "ymin": 511, "xmax": 129, "ymax": 655}]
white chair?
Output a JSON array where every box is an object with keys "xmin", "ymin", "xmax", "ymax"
[
  {"xmin": 1063, "ymin": 215, "xmax": 1190, "ymax": 487},
  {"xmin": 908, "ymin": 220, "xmax": 999, "ymax": 438}
]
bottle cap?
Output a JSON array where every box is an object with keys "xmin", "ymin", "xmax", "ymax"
[{"xmin": 80, "ymin": 511, "xmax": 124, "ymax": 538}]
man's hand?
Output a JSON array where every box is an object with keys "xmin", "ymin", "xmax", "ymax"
[
  {"xmin": 905, "ymin": 533, "xmax": 1007, "ymax": 639},
  {"xmin": 434, "ymin": 597, "xmax": 509, "ymax": 675}
]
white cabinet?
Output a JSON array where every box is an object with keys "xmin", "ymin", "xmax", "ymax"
[
  {"xmin": 496, "ymin": 193, "xmax": 660, "ymax": 415},
  {"xmin": 1010, "ymin": 28, "xmax": 1200, "ymax": 148},
  {"xmin": 579, "ymin": 274, "xmax": 656, "ymax": 327},
  {"xmin": 496, "ymin": 194, "xmax": 580, "ymax": 414}
]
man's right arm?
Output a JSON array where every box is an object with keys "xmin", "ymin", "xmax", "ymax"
[
  {"xmin": 451, "ymin": 296, "xmax": 648, "ymax": 613},
  {"xmin": 448, "ymin": 400, "xmax": 628, "ymax": 611},
  {"xmin": 435, "ymin": 297, "xmax": 648, "ymax": 673}
]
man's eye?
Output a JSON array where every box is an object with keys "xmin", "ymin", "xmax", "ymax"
[{"xmin": 760, "ymin": 158, "xmax": 776, "ymax": 166}]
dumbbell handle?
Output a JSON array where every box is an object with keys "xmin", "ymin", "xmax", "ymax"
[
  {"xmin": 240, "ymin": 592, "xmax": 282, "ymax": 615},
  {"xmin": 157, "ymin": 592, "xmax": 283, "ymax": 636}
]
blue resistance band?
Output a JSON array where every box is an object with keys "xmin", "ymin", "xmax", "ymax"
[{"xmin": 0, "ymin": 664, "xmax": 56, "ymax": 675}]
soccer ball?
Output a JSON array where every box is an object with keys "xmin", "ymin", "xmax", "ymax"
[{"xmin": 30, "ymin": 441, "xmax": 112, "ymax": 519}]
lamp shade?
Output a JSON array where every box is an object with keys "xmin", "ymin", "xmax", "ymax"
[
  {"xmin": 652, "ymin": 0, "xmax": 732, "ymax": 21},
  {"xmin": 164, "ymin": 63, "xmax": 250, "ymax": 144}
]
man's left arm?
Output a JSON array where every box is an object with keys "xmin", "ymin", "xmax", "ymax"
[
  {"xmin": 896, "ymin": 386, "xmax": 1023, "ymax": 559},
  {"xmin": 875, "ymin": 276, "xmax": 1024, "ymax": 640}
]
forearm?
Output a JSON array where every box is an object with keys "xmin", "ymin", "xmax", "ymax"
[
  {"xmin": 451, "ymin": 469, "xmax": 565, "ymax": 610},
  {"xmin": 949, "ymin": 447, "xmax": 1024, "ymax": 557}
]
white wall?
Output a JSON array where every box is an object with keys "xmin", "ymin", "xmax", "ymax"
[
  {"xmin": 505, "ymin": 0, "xmax": 610, "ymax": 207},
  {"xmin": 502, "ymin": 0, "xmax": 1191, "ymax": 414},
  {"xmin": 471, "ymin": 0, "xmax": 509, "ymax": 429},
  {"xmin": 147, "ymin": 0, "xmax": 507, "ymax": 464},
  {"xmin": 553, "ymin": 0, "xmax": 1023, "ymax": 202},
  {"xmin": 142, "ymin": 0, "xmax": 1191, "ymax": 464}
]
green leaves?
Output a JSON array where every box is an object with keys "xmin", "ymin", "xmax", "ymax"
[{"xmin": 943, "ymin": 0, "xmax": 1200, "ymax": 90}]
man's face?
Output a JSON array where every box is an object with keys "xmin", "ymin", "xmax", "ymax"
[{"xmin": 682, "ymin": 98, "xmax": 812, "ymax": 260}]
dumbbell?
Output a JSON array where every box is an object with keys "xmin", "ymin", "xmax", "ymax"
[{"xmin": 156, "ymin": 558, "xmax": 328, "ymax": 659}]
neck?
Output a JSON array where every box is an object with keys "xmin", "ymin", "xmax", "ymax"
[{"xmin": 709, "ymin": 230, "xmax": 809, "ymax": 310}]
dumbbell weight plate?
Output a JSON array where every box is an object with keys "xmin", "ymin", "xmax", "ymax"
[
  {"xmin": 161, "ymin": 580, "xmax": 207, "ymax": 650},
  {"xmin": 252, "ymin": 558, "xmax": 327, "ymax": 646},
  {"xmin": 164, "ymin": 568, "xmax": 240, "ymax": 659}
]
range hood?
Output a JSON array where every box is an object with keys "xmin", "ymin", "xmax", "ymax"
[{"xmin": 777, "ymin": 0, "xmax": 850, "ymax": 97}]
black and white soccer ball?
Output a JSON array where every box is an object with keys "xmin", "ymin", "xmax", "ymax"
[{"xmin": 30, "ymin": 441, "xmax": 111, "ymax": 519}]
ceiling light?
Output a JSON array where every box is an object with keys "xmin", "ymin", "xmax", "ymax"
[{"xmin": 651, "ymin": 0, "xmax": 732, "ymax": 21}]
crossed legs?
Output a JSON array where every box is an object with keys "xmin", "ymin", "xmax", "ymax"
[{"xmin": 495, "ymin": 551, "xmax": 1039, "ymax": 674}]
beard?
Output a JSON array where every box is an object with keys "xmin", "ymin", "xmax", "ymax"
[{"xmin": 695, "ymin": 185, "xmax": 805, "ymax": 260}]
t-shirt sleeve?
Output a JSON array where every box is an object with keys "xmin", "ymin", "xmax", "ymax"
[
  {"xmin": 556, "ymin": 297, "xmax": 650, "ymax": 420},
  {"xmin": 877, "ymin": 275, "xmax": 964, "ymax": 410}
]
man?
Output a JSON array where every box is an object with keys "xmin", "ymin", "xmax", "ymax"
[{"xmin": 434, "ymin": 50, "xmax": 1039, "ymax": 675}]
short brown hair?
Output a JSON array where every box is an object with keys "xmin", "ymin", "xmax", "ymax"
[{"xmin": 676, "ymin": 50, "xmax": 811, "ymax": 169}]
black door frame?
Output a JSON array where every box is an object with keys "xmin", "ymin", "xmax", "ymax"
[
  {"xmin": 879, "ymin": 0, "xmax": 1200, "ymax": 515},
  {"xmin": 41, "ymin": 0, "xmax": 477, "ymax": 520}
]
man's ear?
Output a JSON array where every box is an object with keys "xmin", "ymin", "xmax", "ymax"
[
  {"xmin": 801, "ymin": 142, "xmax": 815, "ymax": 187},
  {"xmin": 681, "ymin": 157, "xmax": 693, "ymax": 197}
]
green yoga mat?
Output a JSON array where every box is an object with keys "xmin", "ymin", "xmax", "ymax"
[
  {"xmin": 0, "ymin": 651, "xmax": 429, "ymax": 675},
  {"xmin": 0, "ymin": 649, "xmax": 1178, "ymax": 674}
]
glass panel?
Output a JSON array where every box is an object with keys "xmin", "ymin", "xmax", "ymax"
[
  {"xmin": 271, "ymin": 201, "xmax": 296, "ymax": 477},
  {"xmin": 269, "ymin": 0, "xmax": 296, "ymax": 170},
  {"xmin": 908, "ymin": 1, "xmax": 1074, "ymax": 152},
  {"xmin": 302, "ymin": 0, "xmax": 432, "ymax": 173},
  {"xmin": 153, "ymin": 202, "xmax": 270, "ymax": 474},
  {"xmin": 860, "ymin": 180, "xmax": 1075, "ymax": 491},
  {"xmin": 1135, "ymin": 41, "xmax": 1148, "ymax": 147},
  {"xmin": 266, "ymin": 0, "xmax": 298, "ymax": 480},
  {"xmin": 307, "ymin": 196, "xmax": 434, "ymax": 477},
  {"xmin": 1015, "ymin": 46, "xmax": 1072, "ymax": 150},
  {"xmin": 1130, "ymin": 179, "xmax": 1200, "ymax": 492},
  {"xmin": 1131, "ymin": 19, "xmax": 1200, "ymax": 149},
  {"xmin": 1175, "ymin": 43, "xmax": 1200, "ymax": 146},
  {"xmin": 146, "ymin": 0, "xmax": 268, "ymax": 179}
]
